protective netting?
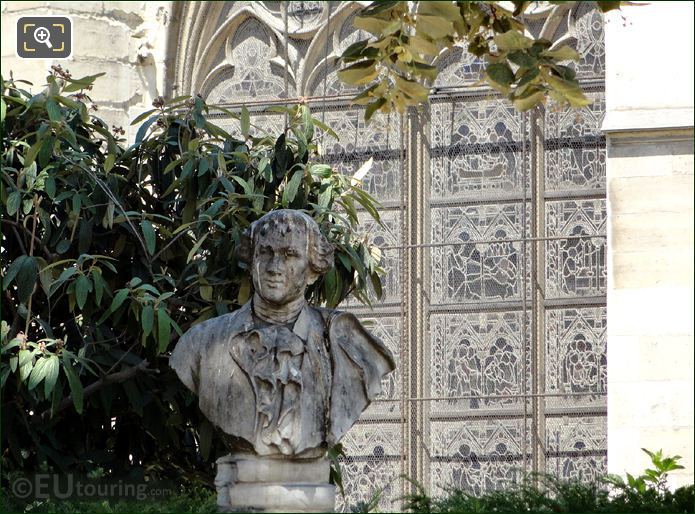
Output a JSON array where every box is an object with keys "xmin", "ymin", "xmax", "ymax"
[{"xmin": 172, "ymin": 2, "xmax": 607, "ymax": 511}]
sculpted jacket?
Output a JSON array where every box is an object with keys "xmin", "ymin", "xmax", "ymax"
[{"xmin": 169, "ymin": 301, "xmax": 395, "ymax": 457}]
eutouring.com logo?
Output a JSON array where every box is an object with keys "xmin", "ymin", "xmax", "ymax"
[
  {"xmin": 9, "ymin": 473, "xmax": 176, "ymax": 501},
  {"xmin": 17, "ymin": 16, "xmax": 72, "ymax": 59}
]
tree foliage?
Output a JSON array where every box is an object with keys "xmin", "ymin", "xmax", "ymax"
[
  {"xmin": 338, "ymin": 1, "xmax": 625, "ymax": 120},
  {"xmin": 1, "ymin": 69, "xmax": 383, "ymax": 481}
]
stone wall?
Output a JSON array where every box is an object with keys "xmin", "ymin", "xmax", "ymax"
[
  {"xmin": 603, "ymin": 2, "xmax": 694, "ymax": 488},
  {"xmin": 0, "ymin": 1, "xmax": 172, "ymax": 140}
]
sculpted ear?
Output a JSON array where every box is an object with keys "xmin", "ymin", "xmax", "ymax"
[
  {"xmin": 306, "ymin": 269, "xmax": 320, "ymax": 286},
  {"xmin": 237, "ymin": 225, "xmax": 253, "ymax": 264},
  {"xmin": 308, "ymin": 227, "xmax": 335, "ymax": 283}
]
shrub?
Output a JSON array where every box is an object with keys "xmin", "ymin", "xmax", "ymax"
[
  {"xmin": 1, "ymin": 68, "xmax": 383, "ymax": 487},
  {"xmin": 352, "ymin": 450, "xmax": 694, "ymax": 513}
]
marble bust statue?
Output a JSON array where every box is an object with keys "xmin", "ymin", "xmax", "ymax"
[{"xmin": 169, "ymin": 209, "xmax": 395, "ymax": 511}]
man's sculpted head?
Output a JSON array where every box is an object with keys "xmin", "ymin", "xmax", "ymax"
[{"xmin": 239, "ymin": 210, "xmax": 334, "ymax": 306}]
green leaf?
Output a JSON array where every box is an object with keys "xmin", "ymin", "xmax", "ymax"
[
  {"xmin": 75, "ymin": 274, "xmax": 91, "ymax": 310},
  {"xmin": 197, "ymin": 157, "xmax": 209, "ymax": 176},
  {"xmin": 24, "ymin": 139, "xmax": 43, "ymax": 168},
  {"xmin": 104, "ymin": 153, "xmax": 116, "ymax": 173},
  {"xmin": 19, "ymin": 357, "xmax": 33, "ymax": 381},
  {"xmin": 43, "ymin": 355, "xmax": 59, "ymax": 396},
  {"xmin": 92, "ymin": 269, "xmax": 105, "ymax": 305},
  {"xmin": 487, "ymin": 63, "xmax": 515, "ymax": 87},
  {"xmin": 337, "ymin": 60, "xmax": 378, "ymax": 86},
  {"xmin": 318, "ymin": 184, "xmax": 333, "ymax": 209},
  {"xmin": 0, "ymin": 98, "xmax": 5, "ymax": 122},
  {"xmin": 130, "ymin": 108, "xmax": 158, "ymax": 126},
  {"xmin": 18, "ymin": 348, "xmax": 33, "ymax": 368},
  {"xmin": 528, "ymin": 38, "xmax": 553, "ymax": 57},
  {"xmin": 78, "ymin": 217, "xmax": 93, "ymax": 254},
  {"xmin": 240, "ymin": 105, "xmax": 250, "ymax": 139},
  {"xmin": 230, "ymin": 176, "xmax": 253, "ymax": 195},
  {"xmin": 365, "ymin": 97, "xmax": 387, "ymax": 121},
  {"xmin": 200, "ymin": 283, "xmax": 213, "ymax": 302},
  {"xmin": 141, "ymin": 305, "xmax": 154, "ymax": 337},
  {"xmin": 550, "ymin": 64, "xmax": 576, "ymax": 82},
  {"xmin": 360, "ymin": 1, "xmax": 402, "ymax": 16},
  {"xmin": 163, "ymin": 157, "xmax": 183, "ymax": 175},
  {"xmin": 595, "ymin": 1, "xmax": 622, "ymax": 13},
  {"xmin": 63, "ymin": 72, "xmax": 105, "ymax": 92},
  {"xmin": 56, "ymin": 239, "xmax": 71, "ymax": 254},
  {"xmin": 157, "ymin": 308, "xmax": 172, "ymax": 353},
  {"xmin": 370, "ymin": 272, "xmax": 383, "ymax": 299},
  {"xmin": 407, "ymin": 35, "xmax": 440, "ymax": 57},
  {"xmin": 541, "ymin": 45, "xmax": 580, "ymax": 61},
  {"xmin": 217, "ymin": 152, "xmax": 227, "ymax": 174},
  {"xmin": 508, "ymin": 50, "xmax": 538, "ymax": 68},
  {"xmin": 45, "ymin": 176, "xmax": 56, "ymax": 199},
  {"xmin": 181, "ymin": 158, "xmax": 195, "ymax": 179},
  {"xmin": 340, "ymin": 39, "xmax": 369, "ymax": 62},
  {"xmin": 135, "ymin": 115, "xmax": 159, "ymax": 144},
  {"xmin": 17, "ymin": 256, "xmax": 38, "ymax": 303},
  {"xmin": 187, "ymin": 233, "xmax": 209, "ymax": 262},
  {"xmin": 546, "ymin": 75, "xmax": 592, "ymax": 107},
  {"xmin": 324, "ymin": 267, "xmax": 336, "ymax": 302},
  {"xmin": 55, "ymin": 95, "xmax": 79, "ymax": 110},
  {"xmin": 28, "ymin": 356, "xmax": 50, "ymax": 390},
  {"xmin": 310, "ymin": 118, "xmax": 339, "ymax": 140},
  {"xmin": 141, "ymin": 220, "xmax": 156, "ymax": 255},
  {"xmin": 494, "ymin": 30, "xmax": 535, "ymax": 51},
  {"xmin": 6, "ymin": 191, "xmax": 21, "ymax": 216},
  {"xmin": 418, "ymin": 0, "xmax": 461, "ymax": 19},
  {"xmin": 62, "ymin": 356, "xmax": 84, "ymax": 413},
  {"xmin": 394, "ymin": 75, "xmax": 429, "ymax": 102},
  {"xmin": 109, "ymin": 288, "xmax": 130, "ymax": 313},
  {"xmin": 282, "ymin": 168, "xmax": 304, "ymax": 206},
  {"xmin": 416, "ymin": 14, "xmax": 454, "ymax": 39},
  {"xmin": 513, "ymin": 90, "xmax": 544, "ymax": 112},
  {"xmin": 46, "ymin": 97, "xmax": 62, "ymax": 122},
  {"xmin": 353, "ymin": 16, "xmax": 400, "ymax": 36},
  {"xmin": 299, "ymin": 104, "xmax": 314, "ymax": 141}
]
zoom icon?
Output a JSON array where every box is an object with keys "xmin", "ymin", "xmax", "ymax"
[{"xmin": 17, "ymin": 16, "xmax": 72, "ymax": 59}]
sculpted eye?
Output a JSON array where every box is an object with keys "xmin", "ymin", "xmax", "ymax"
[{"xmin": 285, "ymin": 249, "xmax": 298, "ymax": 257}]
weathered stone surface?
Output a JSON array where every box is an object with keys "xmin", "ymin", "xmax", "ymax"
[
  {"xmin": 215, "ymin": 453, "xmax": 335, "ymax": 512},
  {"xmin": 171, "ymin": 210, "xmax": 396, "ymax": 511}
]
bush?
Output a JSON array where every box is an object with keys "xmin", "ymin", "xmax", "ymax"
[
  {"xmin": 1, "ymin": 68, "xmax": 383, "ymax": 485},
  {"xmin": 352, "ymin": 450, "xmax": 694, "ymax": 513}
]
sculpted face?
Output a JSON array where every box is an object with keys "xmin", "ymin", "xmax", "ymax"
[{"xmin": 252, "ymin": 222, "xmax": 311, "ymax": 305}]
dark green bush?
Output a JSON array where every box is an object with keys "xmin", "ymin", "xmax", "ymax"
[
  {"xmin": 352, "ymin": 450, "xmax": 694, "ymax": 513},
  {"xmin": 1, "ymin": 68, "xmax": 383, "ymax": 486}
]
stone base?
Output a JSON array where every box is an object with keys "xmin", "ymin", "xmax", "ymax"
[{"xmin": 215, "ymin": 454, "xmax": 335, "ymax": 513}]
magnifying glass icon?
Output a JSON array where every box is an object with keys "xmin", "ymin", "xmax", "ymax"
[{"xmin": 33, "ymin": 26, "xmax": 52, "ymax": 48}]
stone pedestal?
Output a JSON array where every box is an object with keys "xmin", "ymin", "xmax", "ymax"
[{"xmin": 215, "ymin": 454, "xmax": 335, "ymax": 513}]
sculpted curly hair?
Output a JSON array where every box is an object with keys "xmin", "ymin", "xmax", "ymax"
[{"xmin": 237, "ymin": 210, "xmax": 334, "ymax": 280}]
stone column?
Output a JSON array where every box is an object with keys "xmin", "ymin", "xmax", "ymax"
[
  {"xmin": 215, "ymin": 454, "xmax": 335, "ymax": 513},
  {"xmin": 603, "ymin": 1, "xmax": 694, "ymax": 488}
]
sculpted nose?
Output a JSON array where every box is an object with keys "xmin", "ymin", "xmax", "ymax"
[{"xmin": 267, "ymin": 254, "xmax": 282, "ymax": 274}]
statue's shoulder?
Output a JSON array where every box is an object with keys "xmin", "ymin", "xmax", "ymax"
[
  {"xmin": 177, "ymin": 302, "xmax": 253, "ymax": 349},
  {"xmin": 315, "ymin": 307, "xmax": 375, "ymax": 343},
  {"xmin": 315, "ymin": 306, "xmax": 352, "ymax": 330}
]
